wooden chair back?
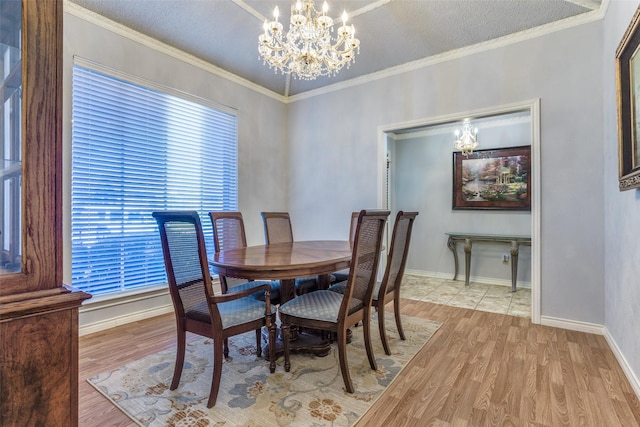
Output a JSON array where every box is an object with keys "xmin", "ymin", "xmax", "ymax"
[
  {"xmin": 209, "ymin": 211, "xmax": 247, "ymax": 252},
  {"xmin": 348, "ymin": 211, "xmax": 359, "ymax": 243},
  {"xmin": 378, "ymin": 211, "xmax": 419, "ymax": 299},
  {"xmin": 209, "ymin": 211, "xmax": 249, "ymax": 293},
  {"xmin": 153, "ymin": 211, "xmax": 214, "ymax": 319},
  {"xmin": 261, "ymin": 211, "xmax": 294, "ymax": 244},
  {"xmin": 340, "ymin": 210, "xmax": 390, "ymax": 315}
]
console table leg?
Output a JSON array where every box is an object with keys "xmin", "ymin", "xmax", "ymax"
[
  {"xmin": 447, "ymin": 236, "xmax": 459, "ymax": 281},
  {"xmin": 464, "ymin": 238, "xmax": 472, "ymax": 286},
  {"xmin": 510, "ymin": 241, "xmax": 520, "ymax": 292}
]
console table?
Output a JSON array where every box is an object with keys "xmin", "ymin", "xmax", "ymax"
[{"xmin": 445, "ymin": 232, "xmax": 531, "ymax": 292}]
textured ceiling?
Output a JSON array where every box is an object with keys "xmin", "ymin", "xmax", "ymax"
[{"xmin": 66, "ymin": 0, "xmax": 603, "ymax": 97}]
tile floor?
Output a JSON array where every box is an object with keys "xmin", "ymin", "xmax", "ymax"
[{"xmin": 400, "ymin": 275, "xmax": 531, "ymax": 318}]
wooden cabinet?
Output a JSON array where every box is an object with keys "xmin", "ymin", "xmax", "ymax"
[{"xmin": 0, "ymin": 1, "xmax": 91, "ymax": 425}]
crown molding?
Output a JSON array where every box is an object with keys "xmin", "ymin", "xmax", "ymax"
[
  {"xmin": 63, "ymin": 0, "xmax": 288, "ymax": 104},
  {"xmin": 390, "ymin": 113, "xmax": 531, "ymax": 141},
  {"xmin": 288, "ymin": 1, "xmax": 608, "ymax": 102}
]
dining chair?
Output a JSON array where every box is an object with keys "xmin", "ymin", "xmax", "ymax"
[
  {"xmin": 372, "ymin": 211, "xmax": 419, "ymax": 355},
  {"xmin": 260, "ymin": 211, "xmax": 318, "ymax": 295},
  {"xmin": 279, "ymin": 209, "xmax": 390, "ymax": 393},
  {"xmin": 331, "ymin": 211, "xmax": 359, "ymax": 283},
  {"xmin": 152, "ymin": 211, "xmax": 277, "ymax": 408},
  {"xmin": 329, "ymin": 211, "xmax": 418, "ymax": 354},
  {"xmin": 209, "ymin": 211, "xmax": 280, "ymax": 304}
]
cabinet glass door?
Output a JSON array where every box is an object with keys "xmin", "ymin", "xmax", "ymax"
[{"xmin": 1, "ymin": 0, "xmax": 22, "ymax": 274}]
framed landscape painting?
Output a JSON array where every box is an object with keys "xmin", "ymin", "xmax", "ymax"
[
  {"xmin": 615, "ymin": 5, "xmax": 640, "ymax": 191},
  {"xmin": 452, "ymin": 146, "xmax": 531, "ymax": 210}
]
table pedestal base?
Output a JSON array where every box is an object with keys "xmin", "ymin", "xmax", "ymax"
[{"xmin": 262, "ymin": 327, "xmax": 332, "ymax": 360}]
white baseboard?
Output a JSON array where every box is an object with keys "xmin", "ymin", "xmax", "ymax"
[
  {"xmin": 522, "ymin": 317, "xmax": 640, "ymax": 401},
  {"xmin": 539, "ymin": 315, "xmax": 605, "ymax": 335},
  {"xmin": 79, "ymin": 304, "xmax": 173, "ymax": 336},
  {"xmin": 603, "ymin": 327, "xmax": 640, "ymax": 400},
  {"xmin": 404, "ymin": 269, "xmax": 532, "ymax": 289}
]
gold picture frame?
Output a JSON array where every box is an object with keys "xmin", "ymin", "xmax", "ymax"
[{"xmin": 616, "ymin": 5, "xmax": 640, "ymax": 191}]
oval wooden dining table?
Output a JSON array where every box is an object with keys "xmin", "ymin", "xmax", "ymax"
[
  {"xmin": 209, "ymin": 240, "xmax": 352, "ymax": 303},
  {"xmin": 209, "ymin": 240, "xmax": 353, "ymax": 357}
]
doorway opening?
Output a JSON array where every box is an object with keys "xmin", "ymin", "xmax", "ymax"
[{"xmin": 377, "ymin": 100, "xmax": 540, "ymax": 323}]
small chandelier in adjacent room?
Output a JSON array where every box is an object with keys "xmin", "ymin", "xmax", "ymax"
[
  {"xmin": 453, "ymin": 119, "xmax": 479, "ymax": 156},
  {"xmin": 258, "ymin": 0, "xmax": 360, "ymax": 80}
]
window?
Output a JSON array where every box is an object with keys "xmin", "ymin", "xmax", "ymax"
[
  {"xmin": 71, "ymin": 62, "xmax": 237, "ymax": 296},
  {"xmin": 1, "ymin": 21, "xmax": 23, "ymax": 275}
]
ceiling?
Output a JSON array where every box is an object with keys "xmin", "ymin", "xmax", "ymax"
[{"xmin": 66, "ymin": 0, "xmax": 604, "ymax": 98}]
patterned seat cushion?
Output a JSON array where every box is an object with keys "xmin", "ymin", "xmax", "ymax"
[
  {"xmin": 278, "ymin": 290, "xmax": 363, "ymax": 323},
  {"xmin": 329, "ymin": 280, "xmax": 382, "ymax": 301},
  {"xmin": 331, "ymin": 270, "xmax": 349, "ymax": 283},
  {"xmin": 186, "ymin": 297, "xmax": 276, "ymax": 329},
  {"xmin": 327, "ymin": 281, "xmax": 347, "ymax": 295},
  {"xmin": 228, "ymin": 280, "xmax": 280, "ymax": 302}
]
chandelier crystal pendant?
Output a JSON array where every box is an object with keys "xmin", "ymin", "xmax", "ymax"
[
  {"xmin": 258, "ymin": 0, "xmax": 360, "ymax": 80},
  {"xmin": 453, "ymin": 119, "xmax": 479, "ymax": 156}
]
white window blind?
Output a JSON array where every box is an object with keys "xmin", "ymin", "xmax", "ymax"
[{"xmin": 71, "ymin": 64, "xmax": 238, "ymax": 296}]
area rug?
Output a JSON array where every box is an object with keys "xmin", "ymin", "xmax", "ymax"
[{"xmin": 88, "ymin": 314, "xmax": 441, "ymax": 426}]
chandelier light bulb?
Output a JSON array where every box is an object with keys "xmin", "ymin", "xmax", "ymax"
[
  {"xmin": 453, "ymin": 119, "xmax": 479, "ymax": 156},
  {"xmin": 258, "ymin": 0, "xmax": 360, "ymax": 80}
]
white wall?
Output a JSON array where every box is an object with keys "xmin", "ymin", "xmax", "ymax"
[
  {"xmin": 63, "ymin": 11, "xmax": 289, "ymax": 330},
  {"xmin": 390, "ymin": 117, "xmax": 532, "ymax": 285},
  {"xmin": 603, "ymin": 0, "xmax": 640, "ymax": 395},
  {"xmin": 288, "ymin": 18, "xmax": 605, "ymax": 325}
]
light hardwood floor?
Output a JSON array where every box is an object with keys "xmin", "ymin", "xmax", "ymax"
[{"xmin": 78, "ymin": 299, "xmax": 640, "ymax": 426}]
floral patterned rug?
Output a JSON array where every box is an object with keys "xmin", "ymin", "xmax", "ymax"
[{"xmin": 88, "ymin": 314, "xmax": 441, "ymax": 426}]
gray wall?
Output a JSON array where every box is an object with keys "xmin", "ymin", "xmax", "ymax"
[
  {"xmin": 288, "ymin": 17, "xmax": 605, "ymax": 324},
  {"xmin": 603, "ymin": 0, "xmax": 640, "ymax": 392},
  {"xmin": 390, "ymin": 118, "xmax": 531, "ymax": 285}
]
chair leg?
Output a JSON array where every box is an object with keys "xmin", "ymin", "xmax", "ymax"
[
  {"xmin": 363, "ymin": 313, "xmax": 377, "ymax": 370},
  {"xmin": 223, "ymin": 338, "xmax": 229, "ymax": 358},
  {"xmin": 394, "ymin": 296, "xmax": 406, "ymax": 341},
  {"xmin": 255, "ymin": 329, "xmax": 262, "ymax": 358},
  {"xmin": 171, "ymin": 327, "xmax": 186, "ymax": 390},
  {"xmin": 337, "ymin": 327, "xmax": 354, "ymax": 393},
  {"xmin": 377, "ymin": 303, "xmax": 391, "ymax": 356},
  {"xmin": 282, "ymin": 323, "xmax": 291, "ymax": 372},
  {"xmin": 268, "ymin": 320, "xmax": 277, "ymax": 373},
  {"xmin": 207, "ymin": 338, "xmax": 224, "ymax": 408}
]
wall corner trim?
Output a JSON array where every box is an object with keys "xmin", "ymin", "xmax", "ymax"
[{"xmin": 603, "ymin": 326, "xmax": 640, "ymax": 401}]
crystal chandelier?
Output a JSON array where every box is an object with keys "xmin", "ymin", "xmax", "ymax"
[
  {"xmin": 258, "ymin": 0, "xmax": 360, "ymax": 80},
  {"xmin": 453, "ymin": 119, "xmax": 479, "ymax": 156}
]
